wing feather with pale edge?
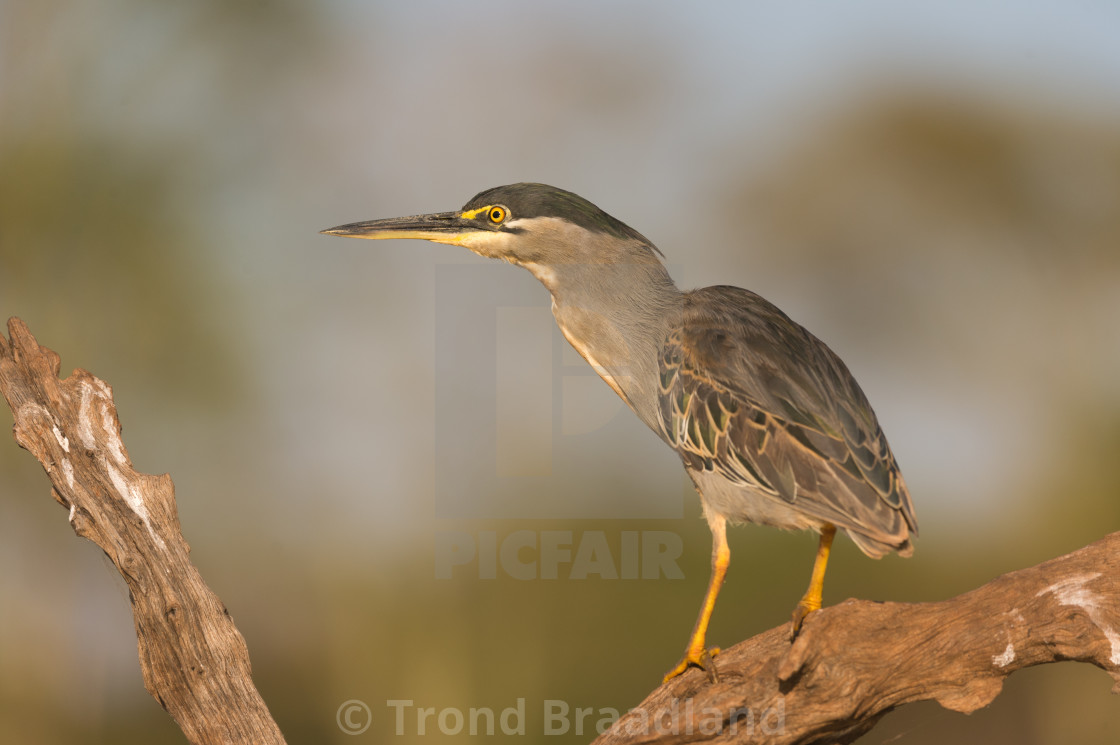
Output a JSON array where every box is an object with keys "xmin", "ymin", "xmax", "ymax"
[{"xmin": 658, "ymin": 286, "xmax": 917, "ymax": 557}]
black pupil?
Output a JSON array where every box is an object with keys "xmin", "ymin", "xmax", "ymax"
[{"xmin": 491, "ymin": 209, "xmax": 501, "ymax": 221}]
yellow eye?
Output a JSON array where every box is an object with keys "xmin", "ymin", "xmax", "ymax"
[{"xmin": 488, "ymin": 206, "xmax": 506, "ymax": 224}]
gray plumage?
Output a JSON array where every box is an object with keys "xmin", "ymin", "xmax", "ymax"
[
  {"xmin": 660, "ymin": 286, "xmax": 916, "ymax": 556},
  {"xmin": 450, "ymin": 183, "xmax": 916, "ymax": 555}
]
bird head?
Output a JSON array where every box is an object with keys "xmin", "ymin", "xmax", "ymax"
[{"xmin": 321, "ymin": 182, "xmax": 662, "ymax": 275}]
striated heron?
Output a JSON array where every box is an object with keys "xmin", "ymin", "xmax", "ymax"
[{"xmin": 322, "ymin": 182, "xmax": 918, "ymax": 682}]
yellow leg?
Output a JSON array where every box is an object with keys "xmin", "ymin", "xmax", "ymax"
[
  {"xmin": 791, "ymin": 523, "xmax": 836, "ymax": 639},
  {"xmin": 664, "ymin": 514, "xmax": 729, "ymax": 683}
]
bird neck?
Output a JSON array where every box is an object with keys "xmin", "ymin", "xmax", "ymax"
[{"xmin": 528, "ymin": 256, "xmax": 682, "ymax": 436}]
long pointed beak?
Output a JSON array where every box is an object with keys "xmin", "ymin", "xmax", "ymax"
[{"xmin": 320, "ymin": 211, "xmax": 489, "ymax": 243}]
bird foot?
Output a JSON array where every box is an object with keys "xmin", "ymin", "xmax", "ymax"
[
  {"xmin": 663, "ymin": 645, "xmax": 720, "ymax": 684},
  {"xmin": 790, "ymin": 599, "xmax": 820, "ymax": 641}
]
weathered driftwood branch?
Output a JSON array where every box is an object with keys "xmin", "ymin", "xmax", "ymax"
[
  {"xmin": 0, "ymin": 318, "xmax": 285, "ymax": 745},
  {"xmin": 594, "ymin": 532, "xmax": 1119, "ymax": 745}
]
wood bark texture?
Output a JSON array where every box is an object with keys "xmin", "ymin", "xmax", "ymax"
[{"xmin": 0, "ymin": 318, "xmax": 285, "ymax": 745}]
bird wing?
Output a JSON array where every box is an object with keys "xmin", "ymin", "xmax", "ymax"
[{"xmin": 657, "ymin": 286, "xmax": 917, "ymax": 555}]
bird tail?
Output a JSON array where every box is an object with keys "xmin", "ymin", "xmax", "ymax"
[{"xmin": 846, "ymin": 527, "xmax": 914, "ymax": 559}]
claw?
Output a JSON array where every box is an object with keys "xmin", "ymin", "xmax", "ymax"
[
  {"xmin": 663, "ymin": 645, "xmax": 721, "ymax": 683},
  {"xmin": 790, "ymin": 600, "xmax": 818, "ymax": 640}
]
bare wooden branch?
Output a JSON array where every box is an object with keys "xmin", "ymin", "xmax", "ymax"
[
  {"xmin": 0, "ymin": 318, "xmax": 285, "ymax": 745},
  {"xmin": 593, "ymin": 532, "xmax": 1119, "ymax": 745}
]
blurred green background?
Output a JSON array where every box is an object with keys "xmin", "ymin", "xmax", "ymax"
[{"xmin": 2, "ymin": 1, "xmax": 1119, "ymax": 743}]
